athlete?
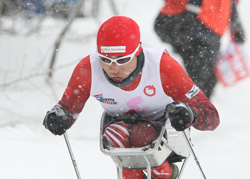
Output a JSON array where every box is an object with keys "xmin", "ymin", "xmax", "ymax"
[
  {"xmin": 154, "ymin": 0, "xmax": 245, "ymax": 99},
  {"xmin": 43, "ymin": 16, "xmax": 220, "ymax": 179}
]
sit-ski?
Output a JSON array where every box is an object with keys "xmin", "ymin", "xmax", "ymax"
[{"xmin": 100, "ymin": 112, "xmax": 193, "ymax": 179}]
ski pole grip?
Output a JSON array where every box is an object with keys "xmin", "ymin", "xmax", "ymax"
[{"xmin": 165, "ymin": 103, "xmax": 177, "ymax": 119}]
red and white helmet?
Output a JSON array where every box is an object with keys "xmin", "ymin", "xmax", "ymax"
[{"xmin": 97, "ymin": 16, "xmax": 142, "ymax": 57}]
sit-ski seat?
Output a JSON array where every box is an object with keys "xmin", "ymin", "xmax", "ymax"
[{"xmin": 100, "ymin": 112, "xmax": 191, "ymax": 179}]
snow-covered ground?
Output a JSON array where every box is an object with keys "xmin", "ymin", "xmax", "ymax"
[{"xmin": 0, "ymin": 0, "xmax": 250, "ymax": 178}]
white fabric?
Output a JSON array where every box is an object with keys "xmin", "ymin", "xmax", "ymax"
[{"xmin": 90, "ymin": 48, "xmax": 174, "ymax": 121}]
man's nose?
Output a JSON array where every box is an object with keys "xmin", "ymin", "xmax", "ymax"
[{"xmin": 110, "ymin": 62, "xmax": 120, "ymax": 73}]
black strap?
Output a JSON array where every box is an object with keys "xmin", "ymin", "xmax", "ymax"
[{"xmin": 188, "ymin": 0, "xmax": 202, "ymax": 6}]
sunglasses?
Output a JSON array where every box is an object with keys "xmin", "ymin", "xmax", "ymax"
[{"xmin": 98, "ymin": 44, "xmax": 140, "ymax": 66}]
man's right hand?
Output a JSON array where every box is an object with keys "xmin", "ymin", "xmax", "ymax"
[{"xmin": 43, "ymin": 107, "xmax": 74, "ymax": 135}]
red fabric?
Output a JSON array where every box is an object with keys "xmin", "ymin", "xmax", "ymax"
[
  {"xmin": 59, "ymin": 51, "xmax": 219, "ymax": 131},
  {"xmin": 151, "ymin": 160, "xmax": 172, "ymax": 179},
  {"xmin": 59, "ymin": 56, "xmax": 91, "ymax": 114},
  {"xmin": 130, "ymin": 122, "xmax": 158, "ymax": 147},
  {"xmin": 198, "ymin": 0, "xmax": 231, "ymax": 36},
  {"xmin": 160, "ymin": 0, "xmax": 188, "ymax": 15},
  {"xmin": 122, "ymin": 169, "xmax": 144, "ymax": 179},
  {"xmin": 123, "ymin": 160, "xmax": 173, "ymax": 179},
  {"xmin": 103, "ymin": 121, "xmax": 131, "ymax": 148},
  {"xmin": 97, "ymin": 16, "xmax": 141, "ymax": 56},
  {"xmin": 160, "ymin": 0, "xmax": 231, "ymax": 36}
]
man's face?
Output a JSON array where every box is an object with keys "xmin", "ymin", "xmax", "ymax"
[{"xmin": 99, "ymin": 56, "xmax": 137, "ymax": 82}]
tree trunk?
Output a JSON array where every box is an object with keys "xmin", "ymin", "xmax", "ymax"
[{"xmin": 46, "ymin": 0, "xmax": 85, "ymax": 84}]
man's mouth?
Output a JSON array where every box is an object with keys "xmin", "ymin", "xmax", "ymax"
[{"xmin": 111, "ymin": 77, "xmax": 122, "ymax": 82}]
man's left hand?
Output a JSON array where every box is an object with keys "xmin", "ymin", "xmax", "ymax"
[{"xmin": 165, "ymin": 102, "xmax": 196, "ymax": 131}]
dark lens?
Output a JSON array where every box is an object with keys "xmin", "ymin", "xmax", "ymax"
[
  {"xmin": 99, "ymin": 57, "xmax": 111, "ymax": 64},
  {"xmin": 116, "ymin": 57, "xmax": 131, "ymax": 64}
]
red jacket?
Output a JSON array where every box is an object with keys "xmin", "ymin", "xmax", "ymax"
[
  {"xmin": 160, "ymin": 0, "xmax": 231, "ymax": 36},
  {"xmin": 58, "ymin": 51, "xmax": 219, "ymax": 131}
]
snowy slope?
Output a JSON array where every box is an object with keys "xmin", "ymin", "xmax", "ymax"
[{"xmin": 0, "ymin": 0, "xmax": 250, "ymax": 178}]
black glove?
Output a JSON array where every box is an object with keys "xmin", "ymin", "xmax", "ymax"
[
  {"xmin": 165, "ymin": 102, "xmax": 196, "ymax": 131},
  {"xmin": 231, "ymin": 25, "xmax": 245, "ymax": 44},
  {"xmin": 43, "ymin": 106, "xmax": 74, "ymax": 135}
]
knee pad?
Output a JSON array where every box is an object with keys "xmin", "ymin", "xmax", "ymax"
[
  {"xmin": 103, "ymin": 121, "xmax": 131, "ymax": 148},
  {"xmin": 151, "ymin": 160, "xmax": 172, "ymax": 179}
]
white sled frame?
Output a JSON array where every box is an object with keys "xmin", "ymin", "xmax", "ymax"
[{"xmin": 100, "ymin": 113, "xmax": 191, "ymax": 179}]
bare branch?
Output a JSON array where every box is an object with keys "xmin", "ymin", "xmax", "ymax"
[
  {"xmin": 0, "ymin": 59, "xmax": 79, "ymax": 89},
  {"xmin": 47, "ymin": 0, "xmax": 85, "ymax": 83}
]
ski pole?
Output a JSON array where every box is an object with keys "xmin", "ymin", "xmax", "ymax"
[
  {"xmin": 183, "ymin": 131, "xmax": 207, "ymax": 179},
  {"xmin": 63, "ymin": 132, "xmax": 82, "ymax": 179}
]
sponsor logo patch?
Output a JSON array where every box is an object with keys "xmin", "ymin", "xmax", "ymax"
[
  {"xmin": 101, "ymin": 46, "xmax": 126, "ymax": 53},
  {"xmin": 143, "ymin": 85, "xmax": 156, "ymax": 97},
  {"xmin": 185, "ymin": 85, "xmax": 200, "ymax": 99},
  {"xmin": 94, "ymin": 94, "xmax": 118, "ymax": 105}
]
